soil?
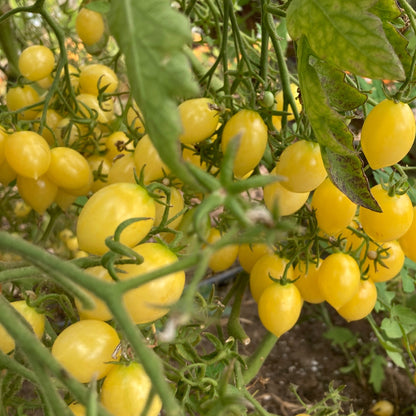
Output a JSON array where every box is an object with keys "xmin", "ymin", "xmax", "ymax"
[{"xmin": 235, "ymin": 288, "xmax": 416, "ymax": 416}]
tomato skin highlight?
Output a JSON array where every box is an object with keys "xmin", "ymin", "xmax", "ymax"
[
  {"xmin": 51, "ymin": 320, "xmax": 120, "ymax": 383},
  {"xmin": 258, "ymin": 283, "xmax": 303, "ymax": 337},
  {"xmin": 359, "ymin": 184, "xmax": 413, "ymax": 242},
  {"xmin": 101, "ymin": 362, "xmax": 162, "ymax": 416},
  {"xmin": 361, "ymin": 99, "xmax": 416, "ymax": 170},
  {"xmin": 76, "ymin": 182, "xmax": 155, "ymax": 255},
  {"xmin": 317, "ymin": 252, "xmax": 361, "ymax": 310}
]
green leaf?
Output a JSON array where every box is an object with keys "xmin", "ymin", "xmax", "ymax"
[
  {"xmin": 386, "ymin": 349, "xmax": 405, "ymax": 368},
  {"xmin": 322, "ymin": 148, "xmax": 381, "ymax": 211},
  {"xmin": 312, "ymin": 60, "xmax": 367, "ymax": 112},
  {"xmin": 297, "ymin": 38, "xmax": 380, "ymax": 211},
  {"xmin": 323, "ymin": 326, "xmax": 357, "ymax": 348},
  {"xmin": 108, "ymin": 0, "xmax": 199, "ymax": 186},
  {"xmin": 368, "ymin": 354, "xmax": 386, "ymax": 393},
  {"xmin": 380, "ymin": 317, "xmax": 402, "ymax": 339},
  {"xmin": 370, "ymin": 0, "xmax": 401, "ymax": 20},
  {"xmin": 391, "ymin": 305, "xmax": 416, "ymax": 330},
  {"xmin": 401, "ymin": 269, "xmax": 415, "ymax": 294},
  {"xmin": 287, "ymin": 0, "xmax": 405, "ymax": 80},
  {"xmin": 86, "ymin": 1, "xmax": 110, "ymax": 14}
]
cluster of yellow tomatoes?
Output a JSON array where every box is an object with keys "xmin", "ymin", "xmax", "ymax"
[{"xmin": 2, "ymin": 4, "xmax": 416, "ymax": 415}]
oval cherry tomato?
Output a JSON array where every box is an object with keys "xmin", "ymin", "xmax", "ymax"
[
  {"xmin": 0, "ymin": 159, "xmax": 17, "ymax": 186},
  {"xmin": 6, "ymin": 85, "xmax": 41, "ymax": 120},
  {"xmin": 178, "ymin": 97, "xmax": 219, "ymax": 144},
  {"xmin": 359, "ymin": 184, "xmax": 413, "ymax": 242},
  {"xmin": 76, "ymin": 182, "xmax": 155, "ymax": 255},
  {"xmin": 101, "ymin": 362, "xmax": 162, "ymax": 416},
  {"xmin": 263, "ymin": 164, "xmax": 309, "ymax": 216},
  {"xmin": 18, "ymin": 45, "xmax": 55, "ymax": 82},
  {"xmin": 238, "ymin": 243, "xmax": 273, "ymax": 273},
  {"xmin": 68, "ymin": 402, "xmax": 85, "ymax": 416},
  {"xmin": 126, "ymin": 101, "xmax": 145, "ymax": 134},
  {"xmin": 134, "ymin": 134, "xmax": 170, "ymax": 184},
  {"xmin": 317, "ymin": 252, "xmax": 361, "ymax": 310},
  {"xmin": 104, "ymin": 131, "xmax": 134, "ymax": 162},
  {"xmin": 362, "ymin": 240, "xmax": 404, "ymax": 283},
  {"xmin": 33, "ymin": 108, "xmax": 63, "ymax": 146},
  {"xmin": 206, "ymin": 228, "xmax": 239, "ymax": 273},
  {"xmin": 117, "ymin": 242, "xmax": 186, "ymax": 324},
  {"xmin": 0, "ymin": 300, "xmax": 45, "ymax": 354},
  {"xmin": 398, "ymin": 206, "xmax": 416, "ymax": 263},
  {"xmin": 154, "ymin": 186, "xmax": 185, "ymax": 230},
  {"xmin": 76, "ymin": 8, "xmax": 105, "ymax": 46},
  {"xmin": 107, "ymin": 153, "xmax": 137, "ymax": 185},
  {"xmin": 311, "ymin": 178, "xmax": 357, "ymax": 235},
  {"xmin": 276, "ymin": 140, "xmax": 327, "ymax": 193},
  {"xmin": 249, "ymin": 253, "xmax": 294, "ymax": 302},
  {"xmin": 258, "ymin": 283, "xmax": 303, "ymax": 337},
  {"xmin": 337, "ymin": 278, "xmax": 377, "ymax": 322},
  {"xmin": 79, "ymin": 64, "xmax": 118, "ymax": 96},
  {"xmin": 51, "ymin": 319, "xmax": 120, "ymax": 383},
  {"xmin": 16, "ymin": 174, "xmax": 58, "ymax": 214},
  {"xmin": 272, "ymin": 83, "xmax": 302, "ymax": 131},
  {"xmin": 221, "ymin": 109, "xmax": 268, "ymax": 178},
  {"xmin": 46, "ymin": 147, "xmax": 92, "ymax": 193},
  {"xmin": 293, "ymin": 261, "xmax": 325, "ymax": 304},
  {"xmin": 87, "ymin": 154, "xmax": 111, "ymax": 192},
  {"xmin": 76, "ymin": 93, "xmax": 114, "ymax": 124},
  {"xmin": 5, "ymin": 131, "xmax": 51, "ymax": 179},
  {"xmin": 361, "ymin": 99, "xmax": 415, "ymax": 170}
]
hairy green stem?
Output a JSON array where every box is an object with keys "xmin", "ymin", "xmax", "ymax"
[{"xmin": 242, "ymin": 331, "xmax": 278, "ymax": 384}]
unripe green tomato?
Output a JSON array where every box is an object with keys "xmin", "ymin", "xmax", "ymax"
[
  {"xmin": 311, "ymin": 177, "xmax": 357, "ymax": 236},
  {"xmin": 359, "ymin": 184, "xmax": 413, "ymax": 242},
  {"xmin": 17, "ymin": 174, "xmax": 58, "ymax": 214},
  {"xmin": 75, "ymin": 8, "xmax": 105, "ymax": 46},
  {"xmin": 259, "ymin": 90, "xmax": 275, "ymax": 108},
  {"xmin": 5, "ymin": 131, "xmax": 51, "ymax": 180},
  {"xmin": 6, "ymin": 85, "xmax": 41, "ymax": 120},
  {"xmin": 18, "ymin": 45, "xmax": 55, "ymax": 82},
  {"xmin": 101, "ymin": 362, "xmax": 162, "ymax": 416},
  {"xmin": 361, "ymin": 99, "xmax": 415, "ymax": 170},
  {"xmin": 79, "ymin": 63, "xmax": 118, "ymax": 96},
  {"xmin": 276, "ymin": 140, "xmax": 327, "ymax": 193},
  {"xmin": 0, "ymin": 300, "xmax": 45, "ymax": 354},
  {"xmin": 76, "ymin": 182, "xmax": 155, "ymax": 255},
  {"xmin": 178, "ymin": 97, "xmax": 219, "ymax": 144},
  {"xmin": 221, "ymin": 109, "xmax": 268, "ymax": 178}
]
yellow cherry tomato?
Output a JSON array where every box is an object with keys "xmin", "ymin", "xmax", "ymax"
[
  {"xmin": 238, "ymin": 243, "xmax": 273, "ymax": 273},
  {"xmin": 0, "ymin": 300, "xmax": 45, "ymax": 354},
  {"xmin": 101, "ymin": 362, "xmax": 162, "ymax": 416},
  {"xmin": 5, "ymin": 131, "xmax": 51, "ymax": 180},
  {"xmin": 154, "ymin": 186, "xmax": 185, "ymax": 230},
  {"xmin": 107, "ymin": 153, "xmax": 137, "ymax": 185},
  {"xmin": 178, "ymin": 97, "xmax": 219, "ymax": 144},
  {"xmin": 221, "ymin": 109, "xmax": 268, "ymax": 178},
  {"xmin": 104, "ymin": 131, "xmax": 134, "ymax": 162},
  {"xmin": 337, "ymin": 278, "xmax": 377, "ymax": 322},
  {"xmin": 258, "ymin": 283, "xmax": 303, "ymax": 337},
  {"xmin": 249, "ymin": 253, "xmax": 294, "ymax": 302},
  {"xmin": 293, "ymin": 261, "xmax": 325, "ymax": 304},
  {"xmin": 318, "ymin": 252, "xmax": 361, "ymax": 310},
  {"xmin": 370, "ymin": 400, "xmax": 394, "ymax": 416},
  {"xmin": 263, "ymin": 164, "xmax": 309, "ymax": 216},
  {"xmin": 6, "ymin": 85, "xmax": 41, "ymax": 120},
  {"xmin": 79, "ymin": 64, "xmax": 118, "ymax": 96},
  {"xmin": 51, "ymin": 320, "xmax": 120, "ymax": 383},
  {"xmin": 206, "ymin": 228, "xmax": 239, "ymax": 273},
  {"xmin": 361, "ymin": 99, "xmax": 415, "ymax": 170},
  {"xmin": 18, "ymin": 45, "xmax": 55, "ymax": 82},
  {"xmin": 76, "ymin": 182, "xmax": 155, "ymax": 255},
  {"xmin": 398, "ymin": 206, "xmax": 416, "ymax": 263},
  {"xmin": 75, "ymin": 8, "xmax": 105, "ymax": 46},
  {"xmin": 276, "ymin": 140, "xmax": 327, "ymax": 193},
  {"xmin": 311, "ymin": 178, "xmax": 357, "ymax": 235},
  {"xmin": 359, "ymin": 184, "xmax": 413, "ymax": 242},
  {"xmin": 272, "ymin": 83, "xmax": 302, "ymax": 131}
]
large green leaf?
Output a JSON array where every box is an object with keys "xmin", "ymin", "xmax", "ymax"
[
  {"xmin": 297, "ymin": 37, "xmax": 380, "ymax": 211},
  {"xmin": 108, "ymin": 0, "xmax": 199, "ymax": 185},
  {"xmin": 287, "ymin": 0, "xmax": 405, "ymax": 80}
]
